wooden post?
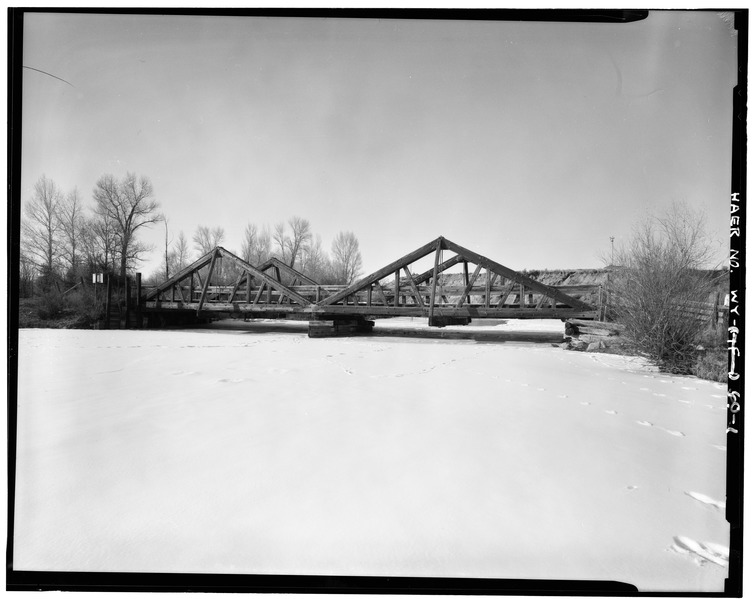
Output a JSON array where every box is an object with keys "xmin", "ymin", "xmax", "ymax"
[
  {"xmin": 124, "ymin": 277, "xmax": 131, "ymax": 329},
  {"xmin": 456, "ymin": 264, "xmax": 482, "ymax": 308},
  {"xmin": 403, "ymin": 266, "xmax": 424, "ymax": 307},
  {"xmin": 197, "ymin": 250, "xmax": 218, "ymax": 315},
  {"xmin": 463, "ymin": 261, "xmax": 470, "ymax": 304},
  {"xmin": 105, "ymin": 274, "xmax": 112, "ymax": 330},
  {"xmin": 246, "ymin": 273, "xmax": 252, "ymax": 304},
  {"xmin": 429, "ymin": 240, "xmax": 441, "ymax": 324},
  {"xmin": 713, "ymin": 291, "xmax": 720, "ymax": 326},
  {"xmin": 394, "ymin": 270, "xmax": 401, "ymax": 307},
  {"xmin": 484, "ymin": 269, "xmax": 492, "ymax": 308}
]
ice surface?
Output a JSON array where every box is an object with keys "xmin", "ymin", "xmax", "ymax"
[{"xmin": 13, "ymin": 321, "xmax": 729, "ymax": 591}]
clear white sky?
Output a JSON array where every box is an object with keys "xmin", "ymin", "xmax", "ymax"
[{"xmin": 20, "ymin": 10, "xmax": 738, "ymax": 278}]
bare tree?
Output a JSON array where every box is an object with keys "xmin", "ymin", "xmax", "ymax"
[
  {"xmin": 240, "ymin": 223, "xmax": 272, "ymax": 265},
  {"xmin": 21, "ymin": 175, "xmax": 64, "ymax": 288},
  {"xmin": 608, "ymin": 202, "xmax": 722, "ymax": 374},
  {"xmin": 19, "ymin": 251, "xmax": 37, "ymax": 297},
  {"xmin": 58, "ymin": 187, "xmax": 85, "ymax": 280},
  {"xmin": 193, "ymin": 225, "xmax": 225, "ymax": 256},
  {"xmin": 83, "ymin": 212, "xmax": 117, "ymax": 274},
  {"xmin": 331, "ymin": 230, "xmax": 363, "ymax": 285},
  {"xmin": 299, "ymin": 235, "xmax": 332, "ymax": 283},
  {"xmin": 172, "ymin": 231, "xmax": 191, "ymax": 271},
  {"xmin": 272, "ymin": 222, "xmax": 289, "ymax": 264},
  {"xmin": 273, "ymin": 216, "xmax": 312, "ymax": 271},
  {"xmin": 287, "ymin": 216, "xmax": 312, "ymax": 271},
  {"xmin": 92, "ymin": 172, "xmax": 161, "ymax": 280}
]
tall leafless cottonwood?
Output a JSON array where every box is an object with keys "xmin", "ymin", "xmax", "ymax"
[
  {"xmin": 331, "ymin": 230, "xmax": 363, "ymax": 285},
  {"xmin": 93, "ymin": 172, "xmax": 161, "ymax": 280},
  {"xmin": 273, "ymin": 216, "xmax": 312, "ymax": 271},
  {"xmin": 58, "ymin": 187, "xmax": 85, "ymax": 279},
  {"xmin": 21, "ymin": 175, "xmax": 64, "ymax": 287},
  {"xmin": 171, "ymin": 231, "xmax": 191, "ymax": 272},
  {"xmin": 240, "ymin": 223, "xmax": 272, "ymax": 265},
  {"xmin": 193, "ymin": 225, "xmax": 225, "ymax": 256}
]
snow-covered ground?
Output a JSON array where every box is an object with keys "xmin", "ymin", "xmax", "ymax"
[{"xmin": 13, "ymin": 320, "xmax": 729, "ymax": 591}]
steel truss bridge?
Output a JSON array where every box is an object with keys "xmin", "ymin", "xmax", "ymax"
[{"xmin": 140, "ymin": 236, "xmax": 600, "ymax": 335}]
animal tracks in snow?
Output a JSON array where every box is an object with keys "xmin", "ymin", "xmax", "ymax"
[
  {"xmin": 685, "ymin": 491, "xmax": 726, "ymax": 511},
  {"xmin": 670, "ymin": 536, "xmax": 728, "ymax": 568},
  {"xmin": 635, "ymin": 420, "xmax": 685, "ymax": 437}
]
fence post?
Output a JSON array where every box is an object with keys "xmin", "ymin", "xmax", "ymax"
[
  {"xmin": 136, "ymin": 273, "xmax": 142, "ymax": 328},
  {"xmin": 124, "ymin": 277, "xmax": 131, "ymax": 329},
  {"xmin": 105, "ymin": 274, "xmax": 112, "ymax": 330}
]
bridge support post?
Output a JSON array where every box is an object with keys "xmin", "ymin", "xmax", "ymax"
[{"xmin": 308, "ymin": 317, "xmax": 375, "ymax": 338}]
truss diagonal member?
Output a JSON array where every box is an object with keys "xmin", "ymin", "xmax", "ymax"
[
  {"xmin": 441, "ymin": 238, "xmax": 594, "ymax": 311},
  {"xmin": 216, "ymin": 247, "xmax": 313, "ymax": 306},
  {"xmin": 413, "ymin": 253, "xmax": 464, "ymax": 286},
  {"xmin": 456, "ymin": 263, "xmax": 483, "ymax": 307},
  {"xmin": 402, "ymin": 265, "xmax": 424, "ymax": 307},
  {"xmin": 318, "ymin": 237, "xmax": 444, "ymax": 307},
  {"xmin": 145, "ymin": 249, "xmax": 215, "ymax": 301},
  {"xmin": 197, "ymin": 249, "xmax": 219, "ymax": 314},
  {"xmin": 428, "ymin": 238, "xmax": 442, "ymax": 321},
  {"xmin": 257, "ymin": 257, "xmax": 321, "ymax": 287},
  {"xmin": 228, "ymin": 271, "xmax": 246, "ymax": 303}
]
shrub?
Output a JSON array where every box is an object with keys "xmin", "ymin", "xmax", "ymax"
[
  {"xmin": 607, "ymin": 202, "xmax": 724, "ymax": 375},
  {"xmin": 35, "ymin": 290, "xmax": 65, "ymax": 320},
  {"xmin": 693, "ymin": 349, "xmax": 727, "ymax": 383}
]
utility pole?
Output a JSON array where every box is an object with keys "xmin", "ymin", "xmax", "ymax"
[{"xmin": 610, "ymin": 236, "xmax": 615, "ymax": 266}]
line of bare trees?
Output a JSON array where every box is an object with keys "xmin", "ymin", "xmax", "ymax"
[
  {"xmin": 155, "ymin": 216, "xmax": 363, "ymax": 287},
  {"xmin": 20, "ymin": 173, "xmax": 365, "ymax": 299},
  {"xmin": 20, "ymin": 173, "xmax": 161, "ymax": 297}
]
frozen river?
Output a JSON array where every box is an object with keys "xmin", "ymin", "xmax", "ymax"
[{"xmin": 12, "ymin": 321, "xmax": 730, "ymax": 591}]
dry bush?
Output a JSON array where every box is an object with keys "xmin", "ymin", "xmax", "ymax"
[{"xmin": 608, "ymin": 203, "xmax": 724, "ymax": 375}]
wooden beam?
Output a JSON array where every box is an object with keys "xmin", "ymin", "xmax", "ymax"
[
  {"xmin": 428, "ymin": 239, "xmax": 442, "ymax": 321},
  {"xmin": 463, "ymin": 261, "xmax": 470, "ymax": 304},
  {"xmin": 412, "ymin": 253, "xmax": 464, "ymax": 285},
  {"xmin": 257, "ymin": 257, "xmax": 321, "ymax": 287},
  {"xmin": 485, "ymin": 271, "xmax": 494, "ymax": 308},
  {"xmin": 253, "ymin": 282, "xmax": 265, "ymax": 305},
  {"xmin": 402, "ymin": 265, "xmax": 424, "ymax": 308},
  {"xmin": 394, "ymin": 269, "xmax": 401, "ymax": 307},
  {"xmin": 317, "ymin": 237, "xmax": 443, "ymax": 306},
  {"xmin": 216, "ymin": 248, "xmax": 313, "ymax": 307},
  {"xmin": 246, "ymin": 273, "xmax": 252, "ymax": 304},
  {"xmin": 456, "ymin": 263, "xmax": 483, "ymax": 308},
  {"xmin": 144, "ymin": 249, "xmax": 214, "ymax": 300},
  {"xmin": 228, "ymin": 272, "xmax": 245, "ymax": 303},
  {"xmin": 197, "ymin": 250, "xmax": 218, "ymax": 315},
  {"xmin": 441, "ymin": 238, "xmax": 594, "ymax": 311},
  {"xmin": 496, "ymin": 280, "xmax": 515, "ymax": 308},
  {"xmin": 374, "ymin": 282, "xmax": 389, "ymax": 306}
]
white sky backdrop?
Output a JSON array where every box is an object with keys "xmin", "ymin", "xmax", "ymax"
[{"xmin": 20, "ymin": 10, "xmax": 738, "ymax": 277}]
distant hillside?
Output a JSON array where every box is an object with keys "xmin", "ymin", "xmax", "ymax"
[
  {"xmin": 438, "ymin": 268, "xmax": 728, "ymax": 292},
  {"xmin": 437, "ymin": 269, "xmax": 610, "ymax": 287}
]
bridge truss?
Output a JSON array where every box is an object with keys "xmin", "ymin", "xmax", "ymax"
[{"xmin": 141, "ymin": 236, "xmax": 599, "ymax": 331}]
